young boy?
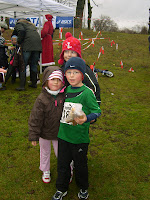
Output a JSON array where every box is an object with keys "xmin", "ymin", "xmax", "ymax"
[
  {"xmin": 5, "ymin": 35, "xmax": 25, "ymax": 88},
  {"xmin": 52, "ymin": 57, "xmax": 101, "ymax": 200},
  {"xmin": 58, "ymin": 32, "xmax": 101, "ymax": 106},
  {"xmin": 8, "ymin": 35, "xmax": 19, "ymax": 83}
]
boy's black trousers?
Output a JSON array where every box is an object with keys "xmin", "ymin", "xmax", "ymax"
[{"xmin": 56, "ymin": 138, "xmax": 89, "ymax": 192}]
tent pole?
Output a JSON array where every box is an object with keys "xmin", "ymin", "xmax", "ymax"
[
  {"xmin": 39, "ymin": 13, "xmax": 42, "ymax": 74},
  {"xmin": 39, "ymin": 0, "xmax": 42, "ymax": 74},
  {"xmin": 73, "ymin": 17, "xmax": 74, "ymax": 37},
  {"xmin": 14, "ymin": 11, "xmax": 16, "ymax": 24}
]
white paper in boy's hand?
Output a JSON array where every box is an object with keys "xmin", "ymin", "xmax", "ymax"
[{"xmin": 60, "ymin": 102, "xmax": 85, "ymax": 125}]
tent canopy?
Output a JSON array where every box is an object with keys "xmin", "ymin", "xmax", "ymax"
[
  {"xmin": 0, "ymin": 0, "xmax": 76, "ymax": 18},
  {"xmin": 0, "ymin": 0, "xmax": 76, "ymax": 74}
]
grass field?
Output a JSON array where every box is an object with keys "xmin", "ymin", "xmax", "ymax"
[{"xmin": 0, "ymin": 28, "xmax": 150, "ymax": 200}]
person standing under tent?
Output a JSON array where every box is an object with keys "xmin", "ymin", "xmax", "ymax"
[
  {"xmin": 41, "ymin": 14, "xmax": 55, "ymax": 71},
  {"xmin": 0, "ymin": 23, "xmax": 9, "ymax": 90},
  {"xmin": 12, "ymin": 19, "xmax": 42, "ymax": 91},
  {"xmin": 0, "ymin": 21, "xmax": 8, "ymax": 35}
]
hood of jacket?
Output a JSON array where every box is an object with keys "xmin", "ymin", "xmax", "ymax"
[
  {"xmin": 42, "ymin": 66, "xmax": 64, "ymax": 87},
  {"xmin": 45, "ymin": 14, "xmax": 53, "ymax": 21}
]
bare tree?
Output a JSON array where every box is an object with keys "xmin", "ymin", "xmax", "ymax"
[
  {"xmin": 88, "ymin": 0, "xmax": 92, "ymax": 29},
  {"xmin": 93, "ymin": 15, "xmax": 118, "ymax": 32},
  {"xmin": 140, "ymin": 26, "xmax": 148, "ymax": 34},
  {"xmin": 52, "ymin": 0, "xmax": 93, "ymax": 29}
]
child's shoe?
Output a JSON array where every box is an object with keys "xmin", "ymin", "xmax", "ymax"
[
  {"xmin": 78, "ymin": 189, "xmax": 89, "ymax": 199},
  {"xmin": 42, "ymin": 170, "xmax": 51, "ymax": 183},
  {"xmin": 52, "ymin": 190, "xmax": 67, "ymax": 200}
]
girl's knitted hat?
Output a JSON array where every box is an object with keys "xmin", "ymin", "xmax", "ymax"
[
  {"xmin": 47, "ymin": 70, "xmax": 63, "ymax": 83},
  {"xmin": 58, "ymin": 32, "xmax": 82, "ymax": 65}
]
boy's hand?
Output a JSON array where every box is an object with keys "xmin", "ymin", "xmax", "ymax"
[
  {"xmin": 90, "ymin": 119, "xmax": 96, "ymax": 124},
  {"xmin": 31, "ymin": 141, "xmax": 37, "ymax": 146},
  {"xmin": 9, "ymin": 46, "xmax": 15, "ymax": 50},
  {"xmin": 74, "ymin": 113, "xmax": 87, "ymax": 125}
]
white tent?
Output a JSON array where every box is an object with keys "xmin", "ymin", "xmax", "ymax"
[
  {"xmin": 0, "ymin": 0, "xmax": 76, "ymax": 73},
  {"xmin": 0, "ymin": 0, "xmax": 75, "ymax": 18}
]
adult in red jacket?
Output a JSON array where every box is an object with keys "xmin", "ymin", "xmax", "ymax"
[{"xmin": 41, "ymin": 14, "xmax": 55, "ymax": 70}]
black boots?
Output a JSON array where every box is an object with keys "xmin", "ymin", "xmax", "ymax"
[
  {"xmin": 14, "ymin": 70, "xmax": 37, "ymax": 91},
  {"xmin": 16, "ymin": 72, "xmax": 26, "ymax": 91},
  {"xmin": 28, "ymin": 70, "xmax": 37, "ymax": 88}
]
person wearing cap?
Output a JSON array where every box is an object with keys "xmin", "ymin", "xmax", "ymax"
[
  {"xmin": 0, "ymin": 32, "xmax": 8, "ymax": 71},
  {"xmin": 41, "ymin": 14, "xmax": 55, "ymax": 71},
  {"xmin": 52, "ymin": 57, "xmax": 101, "ymax": 200},
  {"xmin": 58, "ymin": 32, "xmax": 101, "ymax": 106},
  {"xmin": 0, "ymin": 21, "xmax": 8, "ymax": 35},
  {"xmin": 29, "ymin": 66, "xmax": 65, "ymax": 183},
  {"xmin": 0, "ymin": 21, "xmax": 8, "ymax": 72}
]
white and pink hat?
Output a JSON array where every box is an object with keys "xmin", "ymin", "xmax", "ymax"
[{"xmin": 47, "ymin": 70, "xmax": 64, "ymax": 83}]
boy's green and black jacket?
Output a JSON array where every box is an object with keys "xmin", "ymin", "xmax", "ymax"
[{"xmin": 58, "ymin": 84, "xmax": 101, "ymax": 144}]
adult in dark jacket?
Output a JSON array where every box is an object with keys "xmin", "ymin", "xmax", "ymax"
[
  {"xmin": 0, "ymin": 21, "xmax": 8, "ymax": 90},
  {"xmin": 12, "ymin": 19, "xmax": 42, "ymax": 90},
  {"xmin": 0, "ymin": 21, "xmax": 8, "ymax": 69},
  {"xmin": 0, "ymin": 43, "xmax": 8, "ymax": 69},
  {"xmin": 28, "ymin": 66, "xmax": 65, "ymax": 183},
  {"xmin": 58, "ymin": 32, "xmax": 101, "ymax": 106}
]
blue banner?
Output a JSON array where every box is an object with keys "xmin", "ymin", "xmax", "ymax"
[
  {"xmin": 9, "ymin": 18, "xmax": 18, "ymax": 27},
  {"xmin": 56, "ymin": 16, "xmax": 73, "ymax": 29},
  {"xmin": 9, "ymin": 16, "xmax": 73, "ymax": 29}
]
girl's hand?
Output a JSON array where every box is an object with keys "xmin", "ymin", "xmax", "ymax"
[
  {"xmin": 74, "ymin": 113, "xmax": 87, "ymax": 125},
  {"xmin": 32, "ymin": 141, "xmax": 37, "ymax": 146},
  {"xmin": 0, "ymin": 68, "xmax": 7, "ymax": 73}
]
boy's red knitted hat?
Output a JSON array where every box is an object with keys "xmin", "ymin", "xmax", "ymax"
[{"xmin": 58, "ymin": 32, "xmax": 82, "ymax": 65}]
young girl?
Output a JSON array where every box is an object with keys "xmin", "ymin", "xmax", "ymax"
[
  {"xmin": 9, "ymin": 35, "xmax": 18, "ymax": 83},
  {"xmin": 58, "ymin": 32, "xmax": 101, "ymax": 106},
  {"xmin": 5, "ymin": 35, "xmax": 25, "ymax": 89},
  {"xmin": 28, "ymin": 66, "xmax": 65, "ymax": 183},
  {"xmin": 6, "ymin": 35, "xmax": 19, "ymax": 84}
]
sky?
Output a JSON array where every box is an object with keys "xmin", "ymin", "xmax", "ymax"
[{"xmin": 89, "ymin": 0, "xmax": 150, "ymax": 29}]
